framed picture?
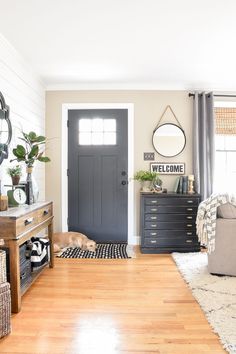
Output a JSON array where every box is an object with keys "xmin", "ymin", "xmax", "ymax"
[{"xmin": 150, "ymin": 162, "xmax": 185, "ymax": 175}]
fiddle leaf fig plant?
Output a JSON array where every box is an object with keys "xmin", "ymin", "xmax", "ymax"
[{"xmin": 11, "ymin": 131, "xmax": 50, "ymax": 167}]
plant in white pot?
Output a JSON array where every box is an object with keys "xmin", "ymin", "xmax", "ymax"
[
  {"xmin": 134, "ymin": 170, "xmax": 159, "ymax": 192},
  {"xmin": 10, "ymin": 131, "xmax": 50, "ymax": 204}
]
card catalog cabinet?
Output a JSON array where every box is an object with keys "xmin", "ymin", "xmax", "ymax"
[{"xmin": 140, "ymin": 193, "xmax": 200, "ymax": 253}]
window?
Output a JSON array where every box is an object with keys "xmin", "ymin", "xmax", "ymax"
[
  {"xmin": 214, "ymin": 106, "xmax": 236, "ymax": 193},
  {"xmin": 78, "ymin": 118, "xmax": 116, "ymax": 145}
]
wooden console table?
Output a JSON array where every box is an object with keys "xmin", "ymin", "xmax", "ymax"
[{"xmin": 0, "ymin": 201, "xmax": 54, "ymax": 313}]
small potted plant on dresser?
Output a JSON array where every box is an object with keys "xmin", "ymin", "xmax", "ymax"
[
  {"xmin": 134, "ymin": 170, "xmax": 159, "ymax": 192},
  {"xmin": 7, "ymin": 165, "xmax": 22, "ymax": 186}
]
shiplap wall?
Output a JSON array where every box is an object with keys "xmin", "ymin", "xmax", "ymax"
[{"xmin": 0, "ymin": 34, "xmax": 45, "ymax": 200}]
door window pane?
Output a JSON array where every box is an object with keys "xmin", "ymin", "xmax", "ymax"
[
  {"xmin": 92, "ymin": 119, "xmax": 103, "ymax": 132},
  {"xmin": 79, "ymin": 119, "xmax": 92, "ymax": 132},
  {"xmin": 104, "ymin": 132, "xmax": 116, "ymax": 145},
  {"xmin": 104, "ymin": 119, "xmax": 116, "ymax": 132},
  {"xmin": 78, "ymin": 118, "xmax": 117, "ymax": 145},
  {"xmin": 92, "ymin": 132, "xmax": 103, "ymax": 145},
  {"xmin": 79, "ymin": 132, "xmax": 92, "ymax": 145}
]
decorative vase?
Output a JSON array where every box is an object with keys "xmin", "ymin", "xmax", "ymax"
[
  {"xmin": 26, "ymin": 167, "xmax": 34, "ymax": 205},
  {"xmin": 26, "ymin": 167, "xmax": 39, "ymax": 204},
  {"xmin": 11, "ymin": 176, "xmax": 20, "ymax": 186}
]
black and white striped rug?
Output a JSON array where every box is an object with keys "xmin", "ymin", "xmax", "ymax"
[{"xmin": 58, "ymin": 243, "xmax": 133, "ymax": 259}]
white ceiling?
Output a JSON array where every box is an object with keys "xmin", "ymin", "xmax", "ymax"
[{"xmin": 0, "ymin": 0, "xmax": 236, "ymax": 90}]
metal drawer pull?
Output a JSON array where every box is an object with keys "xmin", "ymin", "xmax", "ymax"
[
  {"xmin": 187, "ymin": 224, "xmax": 193, "ymax": 227},
  {"xmin": 187, "ymin": 232, "xmax": 193, "ymax": 235},
  {"xmin": 151, "ymin": 208, "xmax": 157, "ymax": 212},
  {"xmin": 187, "ymin": 200, "xmax": 193, "ymax": 204},
  {"xmin": 24, "ymin": 217, "xmax": 34, "ymax": 226},
  {"xmin": 150, "ymin": 232, "xmax": 157, "ymax": 236},
  {"xmin": 43, "ymin": 209, "xmax": 49, "ymax": 216},
  {"xmin": 187, "ymin": 208, "xmax": 193, "ymax": 211},
  {"xmin": 151, "ymin": 224, "xmax": 157, "ymax": 227},
  {"xmin": 150, "ymin": 240, "xmax": 157, "ymax": 244},
  {"xmin": 186, "ymin": 216, "xmax": 193, "ymax": 219},
  {"xmin": 151, "ymin": 200, "xmax": 157, "ymax": 204},
  {"xmin": 150, "ymin": 216, "xmax": 157, "ymax": 220},
  {"xmin": 186, "ymin": 240, "xmax": 193, "ymax": 243}
]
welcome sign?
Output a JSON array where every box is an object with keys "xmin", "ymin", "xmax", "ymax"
[{"xmin": 150, "ymin": 162, "xmax": 185, "ymax": 175}]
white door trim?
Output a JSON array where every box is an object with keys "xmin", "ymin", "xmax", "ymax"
[{"xmin": 61, "ymin": 103, "xmax": 135, "ymax": 244}]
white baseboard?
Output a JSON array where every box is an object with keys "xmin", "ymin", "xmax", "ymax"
[{"xmin": 128, "ymin": 236, "xmax": 140, "ymax": 246}]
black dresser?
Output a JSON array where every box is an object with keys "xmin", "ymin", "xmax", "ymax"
[{"xmin": 140, "ymin": 193, "xmax": 201, "ymax": 253}]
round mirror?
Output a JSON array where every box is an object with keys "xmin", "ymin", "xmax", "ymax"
[
  {"xmin": 0, "ymin": 92, "xmax": 12, "ymax": 165},
  {"xmin": 152, "ymin": 123, "xmax": 186, "ymax": 157}
]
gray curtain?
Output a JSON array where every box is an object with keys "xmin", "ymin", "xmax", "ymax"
[{"xmin": 193, "ymin": 92, "xmax": 215, "ymax": 200}]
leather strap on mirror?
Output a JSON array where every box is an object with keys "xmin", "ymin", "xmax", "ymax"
[{"xmin": 154, "ymin": 105, "xmax": 183, "ymax": 131}]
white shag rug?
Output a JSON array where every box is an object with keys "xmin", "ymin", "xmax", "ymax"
[{"xmin": 172, "ymin": 252, "xmax": 236, "ymax": 354}]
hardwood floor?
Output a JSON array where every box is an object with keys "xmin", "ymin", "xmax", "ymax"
[{"xmin": 0, "ymin": 248, "xmax": 226, "ymax": 354}]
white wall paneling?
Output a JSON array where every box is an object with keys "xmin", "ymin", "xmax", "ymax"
[{"xmin": 0, "ymin": 34, "xmax": 45, "ymax": 200}]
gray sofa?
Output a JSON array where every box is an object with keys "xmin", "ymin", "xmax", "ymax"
[{"xmin": 208, "ymin": 203, "xmax": 236, "ymax": 276}]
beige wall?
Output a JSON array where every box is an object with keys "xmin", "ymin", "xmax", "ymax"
[{"xmin": 46, "ymin": 90, "xmax": 192, "ymax": 241}]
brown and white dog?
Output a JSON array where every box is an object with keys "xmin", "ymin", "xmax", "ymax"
[{"xmin": 53, "ymin": 232, "xmax": 97, "ymax": 253}]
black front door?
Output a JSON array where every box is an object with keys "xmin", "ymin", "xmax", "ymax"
[{"xmin": 68, "ymin": 109, "xmax": 128, "ymax": 243}]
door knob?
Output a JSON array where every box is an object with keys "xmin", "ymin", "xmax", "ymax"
[{"xmin": 121, "ymin": 180, "xmax": 127, "ymax": 185}]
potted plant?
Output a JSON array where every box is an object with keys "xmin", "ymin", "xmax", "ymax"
[
  {"xmin": 10, "ymin": 131, "xmax": 50, "ymax": 204},
  {"xmin": 7, "ymin": 165, "xmax": 22, "ymax": 186},
  {"xmin": 134, "ymin": 170, "xmax": 159, "ymax": 192}
]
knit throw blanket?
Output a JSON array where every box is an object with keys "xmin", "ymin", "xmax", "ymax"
[{"xmin": 196, "ymin": 193, "xmax": 236, "ymax": 253}]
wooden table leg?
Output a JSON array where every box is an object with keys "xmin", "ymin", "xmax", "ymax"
[
  {"xmin": 8, "ymin": 240, "xmax": 21, "ymax": 313},
  {"xmin": 48, "ymin": 222, "xmax": 54, "ymax": 268}
]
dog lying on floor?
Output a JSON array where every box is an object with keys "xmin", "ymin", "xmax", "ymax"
[{"xmin": 53, "ymin": 232, "xmax": 97, "ymax": 253}]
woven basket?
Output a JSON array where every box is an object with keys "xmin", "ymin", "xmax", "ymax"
[
  {"xmin": 0, "ymin": 282, "xmax": 11, "ymax": 338},
  {"xmin": 0, "ymin": 250, "xmax": 7, "ymax": 284}
]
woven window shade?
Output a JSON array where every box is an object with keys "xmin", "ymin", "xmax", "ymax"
[{"xmin": 215, "ymin": 108, "xmax": 236, "ymax": 135}]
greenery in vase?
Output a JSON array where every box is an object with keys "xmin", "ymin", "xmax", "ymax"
[
  {"xmin": 134, "ymin": 170, "xmax": 158, "ymax": 182},
  {"xmin": 7, "ymin": 164, "xmax": 22, "ymax": 177},
  {"xmin": 11, "ymin": 131, "xmax": 50, "ymax": 167}
]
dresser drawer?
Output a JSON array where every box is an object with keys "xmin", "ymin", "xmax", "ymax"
[
  {"xmin": 143, "ymin": 237, "xmax": 199, "ymax": 248},
  {"xmin": 144, "ymin": 229, "xmax": 197, "ymax": 238},
  {"xmin": 16, "ymin": 210, "xmax": 38, "ymax": 235},
  {"xmin": 145, "ymin": 214, "xmax": 196, "ymax": 222},
  {"xmin": 37, "ymin": 203, "xmax": 53, "ymax": 224},
  {"xmin": 145, "ymin": 221, "xmax": 195, "ymax": 230},
  {"xmin": 145, "ymin": 205, "xmax": 198, "ymax": 214},
  {"xmin": 144, "ymin": 197, "xmax": 199, "ymax": 206}
]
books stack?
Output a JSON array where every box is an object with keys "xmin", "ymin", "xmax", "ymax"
[{"xmin": 173, "ymin": 176, "xmax": 188, "ymax": 194}]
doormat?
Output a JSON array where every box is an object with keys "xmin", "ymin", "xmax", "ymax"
[{"xmin": 57, "ymin": 243, "xmax": 135, "ymax": 259}]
